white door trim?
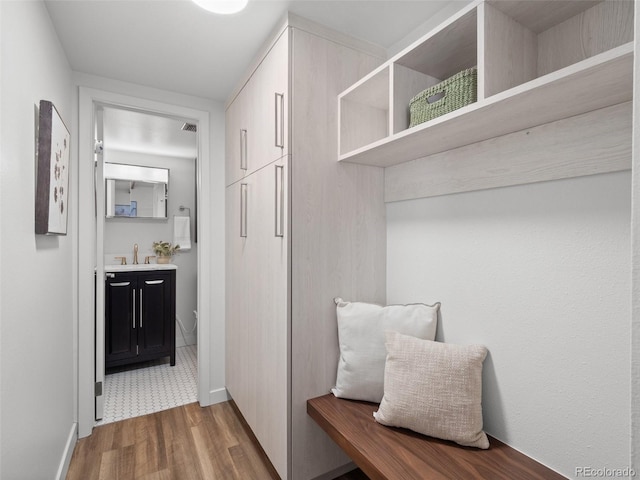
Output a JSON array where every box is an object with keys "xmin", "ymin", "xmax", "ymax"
[{"xmin": 77, "ymin": 87, "xmax": 212, "ymax": 437}]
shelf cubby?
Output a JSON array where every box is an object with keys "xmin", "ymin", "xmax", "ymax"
[
  {"xmin": 482, "ymin": 0, "xmax": 633, "ymax": 98},
  {"xmin": 339, "ymin": 66, "xmax": 390, "ymax": 156},
  {"xmin": 392, "ymin": 6, "xmax": 477, "ymax": 133},
  {"xmin": 338, "ymin": 0, "xmax": 634, "ymax": 170}
]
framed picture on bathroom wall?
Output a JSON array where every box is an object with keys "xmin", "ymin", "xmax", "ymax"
[{"xmin": 35, "ymin": 100, "xmax": 70, "ymax": 235}]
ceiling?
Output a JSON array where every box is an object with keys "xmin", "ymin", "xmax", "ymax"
[
  {"xmin": 45, "ymin": 0, "xmax": 466, "ymax": 156},
  {"xmin": 45, "ymin": 0, "xmax": 462, "ymax": 103},
  {"xmin": 102, "ymin": 106, "xmax": 198, "ymax": 159}
]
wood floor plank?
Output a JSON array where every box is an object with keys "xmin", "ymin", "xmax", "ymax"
[
  {"xmin": 136, "ymin": 470, "xmax": 172, "ymax": 480},
  {"xmin": 133, "ymin": 415, "xmax": 164, "ymax": 478},
  {"xmin": 67, "ymin": 422, "xmax": 116, "ymax": 480},
  {"xmin": 203, "ymin": 404, "xmax": 246, "ymax": 477},
  {"xmin": 159, "ymin": 407, "xmax": 203, "ymax": 480},
  {"xmin": 97, "ymin": 445, "xmax": 136, "ymax": 480},
  {"xmin": 112, "ymin": 415, "xmax": 136, "ymax": 449},
  {"xmin": 206, "ymin": 401, "xmax": 242, "ymax": 448},
  {"xmin": 97, "ymin": 450, "xmax": 119, "ymax": 480},
  {"xmin": 66, "ymin": 402, "xmax": 278, "ymax": 480},
  {"xmin": 182, "ymin": 401, "xmax": 205, "ymax": 428},
  {"xmin": 228, "ymin": 443, "xmax": 271, "ymax": 479},
  {"xmin": 190, "ymin": 423, "xmax": 221, "ymax": 479}
]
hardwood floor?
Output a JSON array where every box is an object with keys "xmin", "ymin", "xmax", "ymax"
[
  {"xmin": 66, "ymin": 401, "xmax": 278, "ymax": 480},
  {"xmin": 66, "ymin": 400, "xmax": 367, "ymax": 480}
]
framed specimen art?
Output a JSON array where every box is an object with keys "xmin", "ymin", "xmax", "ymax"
[{"xmin": 35, "ymin": 100, "xmax": 70, "ymax": 235}]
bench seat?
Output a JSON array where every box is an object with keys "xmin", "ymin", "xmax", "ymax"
[{"xmin": 307, "ymin": 394, "xmax": 566, "ymax": 480}]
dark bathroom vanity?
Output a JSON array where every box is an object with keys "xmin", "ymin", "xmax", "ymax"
[{"xmin": 105, "ymin": 265, "xmax": 176, "ymax": 368}]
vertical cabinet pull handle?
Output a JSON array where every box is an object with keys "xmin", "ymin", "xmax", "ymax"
[
  {"xmin": 240, "ymin": 183, "xmax": 248, "ymax": 238},
  {"xmin": 132, "ymin": 289, "xmax": 136, "ymax": 329},
  {"xmin": 139, "ymin": 289, "xmax": 143, "ymax": 328},
  {"xmin": 240, "ymin": 129, "xmax": 248, "ymax": 171},
  {"xmin": 275, "ymin": 93, "xmax": 284, "ymax": 148},
  {"xmin": 275, "ymin": 165, "xmax": 284, "ymax": 237}
]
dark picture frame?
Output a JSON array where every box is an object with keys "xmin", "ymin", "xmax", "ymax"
[{"xmin": 35, "ymin": 100, "xmax": 70, "ymax": 235}]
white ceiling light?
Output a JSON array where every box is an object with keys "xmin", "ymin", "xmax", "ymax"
[{"xmin": 192, "ymin": 0, "xmax": 248, "ymax": 15}]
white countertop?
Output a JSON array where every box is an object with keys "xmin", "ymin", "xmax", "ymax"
[{"xmin": 104, "ymin": 263, "xmax": 178, "ymax": 272}]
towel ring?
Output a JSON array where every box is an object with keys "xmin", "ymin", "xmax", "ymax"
[{"xmin": 179, "ymin": 205, "xmax": 191, "ymax": 217}]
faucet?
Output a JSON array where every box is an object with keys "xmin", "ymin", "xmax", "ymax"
[{"xmin": 133, "ymin": 243, "xmax": 139, "ymax": 265}]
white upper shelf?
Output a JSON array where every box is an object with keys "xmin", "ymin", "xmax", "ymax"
[
  {"xmin": 337, "ymin": 0, "xmax": 634, "ymax": 169},
  {"xmin": 339, "ymin": 43, "xmax": 632, "ymax": 167}
]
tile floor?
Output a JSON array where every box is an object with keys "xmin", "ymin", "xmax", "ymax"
[{"xmin": 97, "ymin": 344, "xmax": 198, "ymax": 425}]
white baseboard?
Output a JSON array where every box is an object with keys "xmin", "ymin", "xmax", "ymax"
[
  {"xmin": 207, "ymin": 387, "xmax": 230, "ymax": 405},
  {"xmin": 56, "ymin": 423, "xmax": 77, "ymax": 480}
]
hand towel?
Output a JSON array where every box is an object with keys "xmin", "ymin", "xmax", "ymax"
[{"xmin": 173, "ymin": 215, "xmax": 191, "ymax": 251}]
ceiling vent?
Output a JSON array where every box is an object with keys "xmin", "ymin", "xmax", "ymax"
[{"xmin": 181, "ymin": 123, "xmax": 197, "ymax": 132}]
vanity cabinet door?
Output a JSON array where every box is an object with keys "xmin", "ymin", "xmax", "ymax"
[
  {"xmin": 137, "ymin": 271, "xmax": 175, "ymax": 365},
  {"xmin": 105, "ymin": 273, "xmax": 137, "ymax": 366},
  {"xmin": 105, "ymin": 270, "xmax": 176, "ymax": 368}
]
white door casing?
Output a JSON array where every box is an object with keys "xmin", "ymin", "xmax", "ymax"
[
  {"xmin": 77, "ymin": 87, "xmax": 213, "ymax": 437},
  {"xmin": 94, "ymin": 105, "xmax": 105, "ymax": 420}
]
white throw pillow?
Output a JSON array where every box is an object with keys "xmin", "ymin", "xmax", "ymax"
[
  {"xmin": 374, "ymin": 332, "xmax": 489, "ymax": 449},
  {"xmin": 331, "ymin": 298, "xmax": 439, "ymax": 403}
]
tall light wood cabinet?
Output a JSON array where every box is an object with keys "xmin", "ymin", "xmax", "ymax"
[{"xmin": 225, "ymin": 14, "xmax": 386, "ymax": 480}]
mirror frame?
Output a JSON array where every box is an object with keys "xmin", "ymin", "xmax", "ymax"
[{"xmin": 104, "ymin": 162, "xmax": 169, "ymax": 219}]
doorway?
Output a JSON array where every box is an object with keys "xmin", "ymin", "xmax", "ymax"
[
  {"xmin": 77, "ymin": 87, "xmax": 215, "ymax": 438},
  {"xmin": 96, "ymin": 105, "xmax": 199, "ymax": 423}
]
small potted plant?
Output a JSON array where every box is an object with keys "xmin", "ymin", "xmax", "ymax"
[{"xmin": 152, "ymin": 241, "xmax": 180, "ymax": 264}]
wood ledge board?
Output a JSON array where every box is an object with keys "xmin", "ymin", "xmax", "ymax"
[{"xmin": 307, "ymin": 394, "xmax": 567, "ymax": 480}]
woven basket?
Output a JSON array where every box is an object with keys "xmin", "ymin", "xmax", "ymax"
[{"xmin": 409, "ymin": 67, "xmax": 477, "ymax": 128}]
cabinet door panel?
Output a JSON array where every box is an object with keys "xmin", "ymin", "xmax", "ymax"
[
  {"xmin": 225, "ymin": 156, "xmax": 289, "ymax": 478},
  {"xmin": 105, "ymin": 274, "xmax": 137, "ymax": 365},
  {"xmin": 225, "ymin": 180, "xmax": 252, "ymax": 415},
  {"xmin": 226, "ymin": 31, "xmax": 289, "ymax": 188},
  {"xmin": 138, "ymin": 272, "xmax": 173, "ymax": 358},
  {"xmin": 249, "ymin": 32, "xmax": 289, "ymax": 167},
  {"xmin": 245, "ymin": 156, "xmax": 289, "ymax": 478},
  {"xmin": 225, "ymin": 90, "xmax": 248, "ymax": 186}
]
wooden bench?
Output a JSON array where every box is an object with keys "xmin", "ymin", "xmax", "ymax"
[{"xmin": 308, "ymin": 394, "xmax": 567, "ymax": 480}]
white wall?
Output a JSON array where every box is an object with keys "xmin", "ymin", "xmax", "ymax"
[
  {"xmin": 387, "ymin": 171, "xmax": 631, "ymax": 478},
  {"xmin": 0, "ymin": 2, "xmax": 76, "ymax": 479},
  {"xmin": 104, "ymin": 150, "xmax": 198, "ymax": 346}
]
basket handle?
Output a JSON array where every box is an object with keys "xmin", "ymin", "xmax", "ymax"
[{"xmin": 427, "ymin": 88, "xmax": 446, "ymax": 105}]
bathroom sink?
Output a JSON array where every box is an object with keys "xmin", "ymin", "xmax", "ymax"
[{"xmin": 104, "ymin": 263, "xmax": 178, "ymax": 272}]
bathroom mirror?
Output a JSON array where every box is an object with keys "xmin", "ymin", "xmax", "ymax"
[{"xmin": 104, "ymin": 163, "xmax": 168, "ymax": 219}]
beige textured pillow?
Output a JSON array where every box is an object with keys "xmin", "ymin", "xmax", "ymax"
[
  {"xmin": 332, "ymin": 299, "xmax": 439, "ymax": 403},
  {"xmin": 374, "ymin": 332, "xmax": 489, "ymax": 449}
]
